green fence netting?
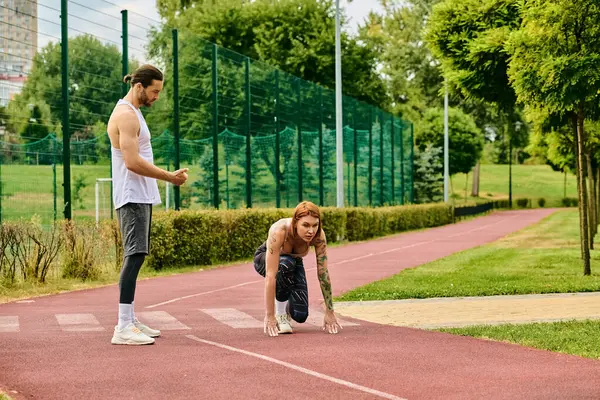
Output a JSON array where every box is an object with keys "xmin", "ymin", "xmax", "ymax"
[{"xmin": 0, "ymin": 1, "xmax": 414, "ymax": 225}]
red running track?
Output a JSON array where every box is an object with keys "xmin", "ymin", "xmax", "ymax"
[{"xmin": 1, "ymin": 209, "xmax": 599, "ymax": 400}]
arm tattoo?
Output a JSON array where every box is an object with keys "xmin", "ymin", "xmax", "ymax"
[
  {"xmin": 267, "ymin": 232, "xmax": 276, "ymax": 254},
  {"xmin": 316, "ymin": 242, "xmax": 333, "ymax": 310},
  {"xmin": 267, "ymin": 226, "xmax": 283, "ymax": 255}
]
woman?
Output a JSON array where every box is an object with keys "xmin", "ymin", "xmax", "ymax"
[{"xmin": 254, "ymin": 201, "xmax": 342, "ymax": 337}]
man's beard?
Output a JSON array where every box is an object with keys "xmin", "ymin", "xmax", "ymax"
[{"xmin": 139, "ymin": 90, "xmax": 153, "ymax": 107}]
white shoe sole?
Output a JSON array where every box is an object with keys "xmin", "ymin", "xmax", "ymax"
[
  {"xmin": 278, "ymin": 326, "xmax": 293, "ymax": 334},
  {"xmin": 139, "ymin": 330, "xmax": 161, "ymax": 338},
  {"xmin": 111, "ymin": 337, "xmax": 155, "ymax": 345}
]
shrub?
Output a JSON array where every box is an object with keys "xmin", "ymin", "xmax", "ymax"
[
  {"xmin": 100, "ymin": 219, "xmax": 122, "ymax": 271},
  {"xmin": 537, "ymin": 198, "xmax": 546, "ymax": 208},
  {"xmin": 516, "ymin": 198, "xmax": 530, "ymax": 208},
  {"xmin": 147, "ymin": 203, "xmax": 453, "ymax": 270},
  {"xmin": 0, "ymin": 220, "xmax": 62, "ymax": 284},
  {"xmin": 561, "ymin": 197, "xmax": 578, "ymax": 207},
  {"xmin": 493, "ymin": 199, "xmax": 511, "ymax": 209},
  {"xmin": 62, "ymin": 220, "xmax": 102, "ymax": 281}
]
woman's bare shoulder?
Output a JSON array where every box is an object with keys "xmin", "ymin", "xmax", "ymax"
[
  {"xmin": 267, "ymin": 218, "xmax": 289, "ymax": 239},
  {"xmin": 269, "ymin": 218, "xmax": 291, "ymax": 231}
]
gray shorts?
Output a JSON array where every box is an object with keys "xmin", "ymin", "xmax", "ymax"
[{"xmin": 116, "ymin": 203, "xmax": 152, "ymax": 257}]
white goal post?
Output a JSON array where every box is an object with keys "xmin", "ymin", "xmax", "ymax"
[{"xmin": 95, "ymin": 178, "xmax": 172, "ymax": 224}]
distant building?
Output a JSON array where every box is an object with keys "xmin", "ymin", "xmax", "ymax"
[{"xmin": 0, "ymin": 0, "xmax": 38, "ymax": 107}]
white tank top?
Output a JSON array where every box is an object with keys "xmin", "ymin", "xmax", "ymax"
[{"xmin": 111, "ymin": 99, "xmax": 161, "ymax": 209}]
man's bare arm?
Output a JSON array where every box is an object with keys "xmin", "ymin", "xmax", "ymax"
[
  {"xmin": 314, "ymin": 231, "xmax": 333, "ymax": 311},
  {"xmin": 118, "ymin": 113, "xmax": 186, "ymax": 184}
]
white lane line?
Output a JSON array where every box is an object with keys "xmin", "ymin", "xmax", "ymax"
[
  {"xmin": 0, "ymin": 316, "xmax": 19, "ymax": 332},
  {"xmin": 446, "ymin": 215, "xmax": 518, "ymax": 238},
  {"xmin": 136, "ymin": 311, "xmax": 191, "ymax": 330},
  {"xmin": 377, "ymin": 215, "xmax": 518, "ymax": 255},
  {"xmin": 147, "ymin": 214, "xmax": 520, "ymax": 308},
  {"xmin": 306, "ymin": 310, "xmax": 359, "ymax": 327},
  {"xmin": 330, "ymin": 253, "xmax": 374, "ymax": 266},
  {"xmin": 200, "ymin": 308, "xmax": 263, "ymax": 329},
  {"xmin": 186, "ymin": 335, "xmax": 407, "ymax": 400},
  {"xmin": 377, "ymin": 241, "xmax": 435, "ymax": 255},
  {"xmin": 55, "ymin": 314, "xmax": 104, "ymax": 332},
  {"xmin": 146, "ymin": 280, "xmax": 262, "ymax": 308}
]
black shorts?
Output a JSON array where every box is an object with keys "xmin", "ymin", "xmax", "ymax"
[{"xmin": 116, "ymin": 203, "xmax": 152, "ymax": 257}]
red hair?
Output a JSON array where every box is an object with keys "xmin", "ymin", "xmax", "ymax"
[{"xmin": 290, "ymin": 201, "xmax": 322, "ymax": 241}]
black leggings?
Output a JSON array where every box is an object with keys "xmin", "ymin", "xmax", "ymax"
[
  {"xmin": 119, "ymin": 253, "xmax": 145, "ymax": 304},
  {"xmin": 253, "ymin": 242, "xmax": 309, "ymax": 323}
]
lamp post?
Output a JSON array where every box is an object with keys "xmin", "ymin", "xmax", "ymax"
[
  {"xmin": 443, "ymin": 84, "xmax": 449, "ymax": 202},
  {"xmin": 335, "ymin": 0, "xmax": 344, "ymax": 207}
]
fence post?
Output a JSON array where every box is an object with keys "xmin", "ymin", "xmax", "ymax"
[
  {"xmin": 297, "ymin": 79, "xmax": 303, "ymax": 203},
  {"xmin": 61, "ymin": 0, "xmax": 71, "ymax": 219},
  {"xmin": 390, "ymin": 114, "xmax": 395, "ymax": 205},
  {"xmin": 346, "ymin": 103, "xmax": 350, "ymax": 206},
  {"xmin": 275, "ymin": 70, "xmax": 281, "ymax": 208},
  {"xmin": 318, "ymin": 87, "xmax": 324, "ymax": 206},
  {"xmin": 0, "ymin": 151, "xmax": 2, "ymax": 225},
  {"xmin": 117, "ymin": 10, "xmax": 128, "ymax": 218},
  {"xmin": 121, "ymin": 10, "xmax": 128, "ymax": 97},
  {"xmin": 410, "ymin": 122, "xmax": 415, "ymax": 203},
  {"xmin": 212, "ymin": 43, "xmax": 219, "ymax": 209},
  {"xmin": 353, "ymin": 100, "xmax": 358, "ymax": 207},
  {"xmin": 245, "ymin": 57, "xmax": 252, "ymax": 208},
  {"xmin": 368, "ymin": 106, "xmax": 373, "ymax": 206},
  {"xmin": 53, "ymin": 137, "xmax": 57, "ymax": 220},
  {"xmin": 172, "ymin": 29, "xmax": 181, "ymax": 210},
  {"xmin": 379, "ymin": 111, "xmax": 384, "ymax": 206},
  {"xmin": 399, "ymin": 122, "xmax": 405, "ymax": 205}
]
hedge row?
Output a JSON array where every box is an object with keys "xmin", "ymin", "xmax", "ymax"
[
  {"xmin": 146, "ymin": 204, "xmax": 453, "ymax": 269},
  {"xmin": 491, "ymin": 197, "xmax": 579, "ymax": 209}
]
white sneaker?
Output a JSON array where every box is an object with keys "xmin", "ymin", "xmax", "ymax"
[
  {"xmin": 134, "ymin": 318, "xmax": 161, "ymax": 338},
  {"xmin": 276, "ymin": 314, "xmax": 293, "ymax": 334},
  {"xmin": 111, "ymin": 323, "xmax": 155, "ymax": 345}
]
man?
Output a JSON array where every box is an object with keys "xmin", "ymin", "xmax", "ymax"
[{"xmin": 107, "ymin": 64, "xmax": 188, "ymax": 345}]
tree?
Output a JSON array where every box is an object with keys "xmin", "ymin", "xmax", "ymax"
[
  {"xmin": 19, "ymin": 104, "xmax": 49, "ymax": 143},
  {"xmin": 359, "ymin": 0, "xmax": 443, "ymax": 123},
  {"xmin": 427, "ymin": 0, "xmax": 526, "ymax": 204},
  {"xmin": 413, "ymin": 144, "xmax": 443, "ymax": 204},
  {"xmin": 416, "ymin": 107, "xmax": 484, "ymax": 175},
  {"xmin": 151, "ymin": 0, "xmax": 387, "ymax": 109},
  {"xmin": 427, "ymin": 0, "xmax": 520, "ymax": 109},
  {"xmin": 6, "ymin": 97, "xmax": 53, "ymax": 141},
  {"xmin": 506, "ymin": 0, "xmax": 600, "ymax": 275},
  {"xmin": 16, "ymin": 35, "xmax": 136, "ymax": 137}
]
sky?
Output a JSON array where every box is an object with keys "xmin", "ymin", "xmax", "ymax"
[{"xmin": 36, "ymin": 0, "xmax": 384, "ymax": 63}]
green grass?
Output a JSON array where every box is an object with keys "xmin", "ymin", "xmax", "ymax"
[
  {"xmin": 335, "ymin": 209, "xmax": 600, "ymax": 301},
  {"xmin": 439, "ymin": 320, "xmax": 600, "ymax": 360},
  {"xmin": 333, "ymin": 208, "xmax": 600, "ymax": 360},
  {"xmin": 0, "ymin": 163, "xmax": 200, "ymax": 224},
  {"xmin": 0, "ymin": 164, "xmax": 111, "ymax": 223},
  {"xmin": 0, "ymin": 393, "xmax": 13, "ymax": 400},
  {"xmin": 451, "ymin": 164, "xmax": 577, "ymax": 206}
]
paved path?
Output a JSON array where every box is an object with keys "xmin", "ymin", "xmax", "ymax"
[
  {"xmin": 1, "ymin": 209, "xmax": 599, "ymax": 400},
  {"xmin": 336, "ymin": 292, "xmax": 600, "ymax": 329}
]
